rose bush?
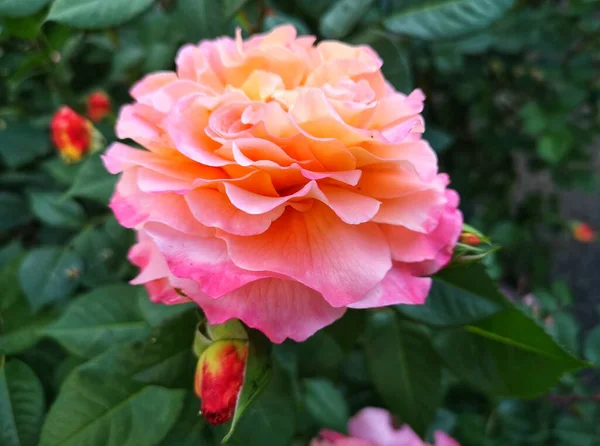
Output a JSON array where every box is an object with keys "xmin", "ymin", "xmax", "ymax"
[{"xmin": 0, "ymin": 1, "xmax": 598, "ymax": 446}]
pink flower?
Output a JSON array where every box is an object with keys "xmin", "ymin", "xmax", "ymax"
[
  {"xmin": 104, "ymin": 25, "xmax": 462, "ymax": 343},
  {"xmin": 312, "ymin": 408, "xmax": 460, "ymax": 446}
]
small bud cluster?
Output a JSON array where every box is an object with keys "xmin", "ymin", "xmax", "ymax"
[{"xmin": 50, "ymin": 91, "xmax": 111, "ymax": 163}]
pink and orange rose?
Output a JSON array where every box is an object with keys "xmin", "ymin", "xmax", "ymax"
[
  {"xmin": 103, "ymin": 25, "xmax": 462, "ymax": 342},
  {"xmin": 312, "ymin": 407, "xmax": 459, "ymax": 446}
]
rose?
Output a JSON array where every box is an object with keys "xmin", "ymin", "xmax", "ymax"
[
  {"xmin": 104, "ymin": 25, "xmax": 463, "ymax": 343},
  {"xmin": 312, "ymin": 407, "xmax": 459, "ymax": 446}
]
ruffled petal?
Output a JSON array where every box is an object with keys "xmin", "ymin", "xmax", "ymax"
[
  {"xmin": 223, "ymin": 203, "xmax": 391, "ymax": 307},
  {"xmin": 190, "ymin": 278, "xmax": 345, "ymax": 343},
  {"xmin": 348, "ymin": 265, "xmax": 431, "ymax": 309},
  {"xmin": 144, "ymin": 222, "xmax": 272, "ymax": 298}
]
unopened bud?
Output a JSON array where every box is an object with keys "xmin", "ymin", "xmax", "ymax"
[
  {"xmin": 50, "ymin": 106, "xmax": 93, "ymax": 163},
  {"xmin": 571, "ymin": 222, "xmax": 595, "ymax": 243},
  {"xmin": 87, "ymin": 91, "xmax": 111, "ymax": 122},
  {"xmin": 459, "ymin": 232, "xmax": 481, "ymax": 246},
  {"xmin": 194, "ymin": 339, "xmax": 248, "ymax": 425}
]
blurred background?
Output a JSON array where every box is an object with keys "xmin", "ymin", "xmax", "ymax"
[{"xmin": 1, "ymin": 0, "xmax": 599, "ymax": 445}]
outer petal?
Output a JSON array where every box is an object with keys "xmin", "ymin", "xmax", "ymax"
[
  {"xmin": 434, "ymin": 431, "xmax": 460, "ymax": 446},
  {"xmin": 372, "ymin": 188, "xmax": 447, "ymax": 233},
  {"xmin": 109, "ymin": 170, "xmax": 210, "ymax": 235},
  {"xmin": 222, "ymin": 203, "xmax": 392, "ymax": 307},
  {"xmin": 130, "ymin": 72, "xmax": 177, "ymax": 100},
  {"xmin": 190, "ymin": 279, "xmax": 346, "ymax": 343},
  {"xmin": 348, "ymin": 265, "xmax": 431, "ymax": 309},
  {"xmin": 144, "ymin": 222, "xmax": 272, "ymax": 298},
  {"xmin": 381, "ymin": 189, "xmax": 462, "ymax": 265},
  {"xmin": 128, "ymin": 233, "xmax": 190, "ymax": 305}
]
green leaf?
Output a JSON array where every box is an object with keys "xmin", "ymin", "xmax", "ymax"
[
  {"xmin": 221, "ymin": 330, "xmax": 272, "ymax": 443},
  {"xmin": 0, "ymin": 0, "xmax": 51, "ymax": 17},
  {"xmin": 72, "ymin": 220, "xmax": 134, "ymax": 287},
  {"xmin": 296, "ymin": 331, "xmax": 344, "ymax": 377},
  {"xmin": 45, "ymin": 284, "xmax": 151, "ymax": 358},
  {"xmin": 520, "ymin": 101, "xmax": 546, "ymax": 135},
  {"xmin": 424, "ymin": 126, "xmax": 455, "ymax": 153},
  {"xmin": 175, "ymin": 0, "xmax": 225, "ymax": 43},
  {"xmin": 396, "ymin": 264, "xmax": 507, "ymax": 327},
  {"xmin": 548, "ymin": 311, "xmax": 579, "ymax": 355},
  {"xmin": 584, "ymin": 325, "xmax": 600, "ymax": 367},
  {"xmin": 0, "ymin": 193, "xmax": 31, "ymax": 232},
  {"xmin": 224, "ymin": 0, "xmax": 248, "ymax": 19},
  {"xmin": 76, "ymin": 311, "xmax": 197, "ymax": 388},
  {"xmin": 0, "ymin": 122, "xmax": 49, "ymax": 168},
  {"xmin": 0, "ymin": 302, "xmax": 57, "ymax": 355},
  {"xmin": 384, "ymin": 0, "xmax": 515, "ymax": 40},
  {"xmin": 42, "ymin": 158, "xmax": 81, "ymax": 186},
  {"xmin": 435, "ymin": 309, "xmax": 588, "ymax": 397},
  {"xmin": 303, "ymin": 379, "xmax": 349, "ymax": 432},
  {"xmin": 0, "ymin": 359, "xmax": 45, "ymax": 446},
  {"xmin": 0, "ymin": 255, "xmax": 25, "ymax": 313},
  {"xmin": 220, "ymin": 364, "xmax": 294, "ymax": 446},
  {"xmin": 137, "ymin": 287, "xmax": 196, "ymax": 327},
  {"xmin": 3, "ymin": 13, "xmax": 45, "ymax": 39},
  {"xmin": 46, "ymin": 0, "xmax": 155, "ymax": 29},
  {"xmin": 324, "ymin": 309, "xmax": 365, "ymax": 352},
  {"xmin": 295, "ymin": 0, "xmax": 335, "ymax": 20},
  {"xmin": 554, "ymin": 414, "xmax": 600, "ymax": 446},
  {"xmin": 29, "ymin": 192, "xmax": 86, "ymax": 228},
  {"xmin": 0, "ymin": 241, "xmax": 23, "ymax": 270},
  {"xmin": 320, "ymin": 0, "xmax": 376, "ymax": 39},
  {"xmin": 19, "ymin": 246, "xmax": 83, "ymax": 311},
  {"xmin": 159, "ymin": 392, "xmax": 215, "ymax": 446},
  {"xmin": 537, "ymin": 130, "xmax": 573, "ymax": 164},
  {"xmin": 66, "ymin": 155, "xmax": 117, "ymax": 204},
  {"xmin": 364, "ymin": 311, "xmax": 442, "ymax": 437},
  {"xmin": 39, "ymin": 370, "xmax": 185, "ymax": 446}
]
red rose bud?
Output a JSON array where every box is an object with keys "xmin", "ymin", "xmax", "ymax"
[
  {"xmin": 459, "ymin": 232, "xmax": 481, "ymax": 246},
  {"xmin": 572, "ymin": 222, "xmax": 595, "ymax": 243},
  {"xmin": 87, "ymin": 91, "xmax": 111, "ymax": 122},
  {"xmin": 50, "ymin": 106, "xmax": 92, "ymax": 162},
  {"xmin": 194, "ymin": 340, "xmax": 248, "ymax": 425}
]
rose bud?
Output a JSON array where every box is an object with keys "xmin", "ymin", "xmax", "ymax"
[
  {"xmin": 194, "ymin": 339, "xmax": 248, "ymax": 425},
  {"xmin": 50, "ymin": 106, "xmax": 93, "ymax": 163},
  {"xmin": 571, "ymin": 221, "xmax": 595, "ymax": 243},
  {"xmin": 453, "ymin": 224, "xmax": 495, "ymax": 264},
  {"xmin": 87, "ymin": 91, "xmax": 111, "ymax": 122},
  {"xmin": 459, "ymin": 232, "xmax": 481, "ymax": 246}
]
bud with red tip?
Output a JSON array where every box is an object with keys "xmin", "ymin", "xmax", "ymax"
[
  {"xmin": 453, "ymin": 223, "xmax": 496, "ymax": 264},
  {"xmin": 87, "ymin": 91, "xmax": 111, "ymax": 122},
  {"xmin": 50, "ymin": 106, "xmax": 92, "ymax": 162},
  {"xmin": 459, "ymin": 232, "xmax": 481, "ymax": 246},
  {"xmin": 195, "ymin": 339, "xmax": 249, "ymax": 425},
  {"xmin": 193, "ymin": 320, "xmax": 249, "ymax": 425},
  {"xmin": 571, "ymin": 221, "xmax": 595, "ymax": 243}
]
